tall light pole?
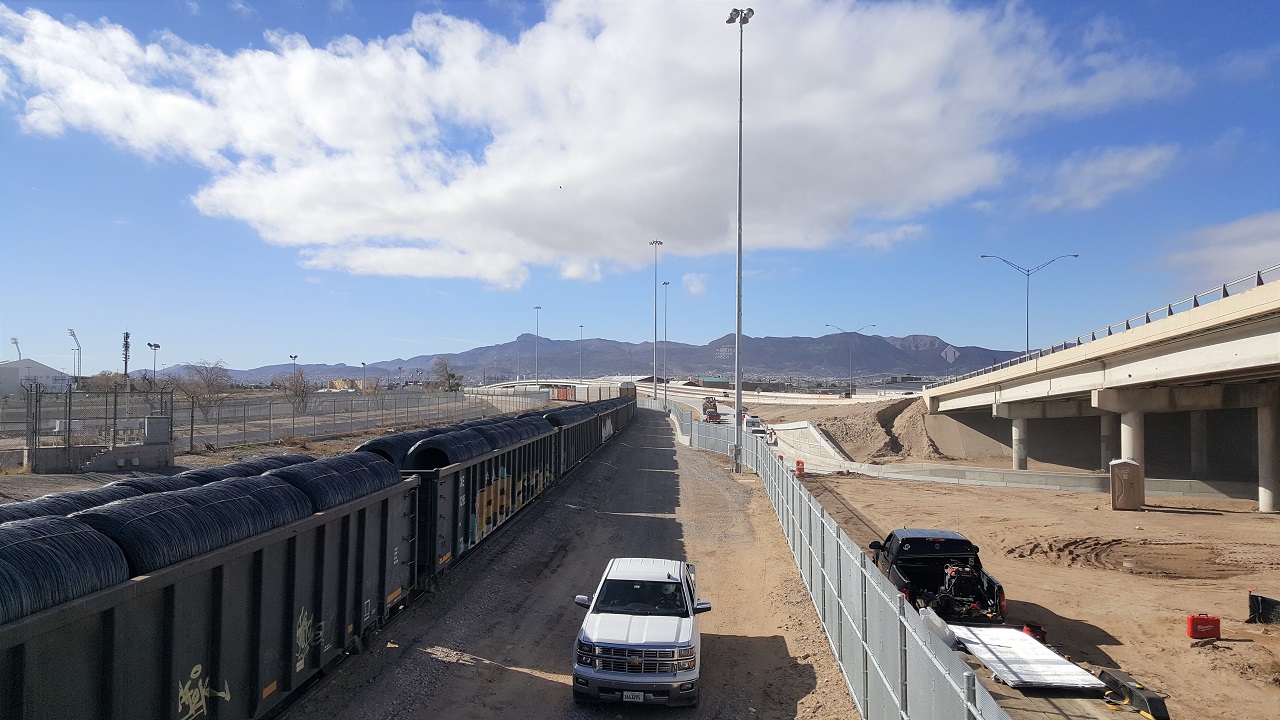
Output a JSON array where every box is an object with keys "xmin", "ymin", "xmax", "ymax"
[
  {"xmin": 361, "ymin": 361, "xmax": 366, "ymax": 393},
  {"xmin": 147, "ymin": 343, "xmax": 160, "ymax": 388},
  {"xmin": 727, "ymin": 7, "xmax": 754, "ymax": 471},
  {"xmin": 825, "ymin": 323, "xmax": 874, "ymax": 397},
  {"xmin": 533, "ymin": 305, "xmax": 541, "ymax": 385},
  {"xmin": 649, "ymin": 239, "xmax": 662, "ymax": 401},
  {"xmin": 289, "ymin": 354, "xmax": 298, "ymax": 374},
  {"xmin": 663, "ymin": 281, "xmax": 670, "ymax": 406},
  {"xmin": 67, "ymin": 329, "xmax": 81, "ymax": 387},
  {"xmin": 579, "ymin": 324, "xmax": 584, "ymax": 379},
  {"xmin": 980, "ymin": 254, "xmax": 1079, "ymax": 356}
]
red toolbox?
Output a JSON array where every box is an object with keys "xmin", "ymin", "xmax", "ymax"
[{"xmin": 1187, "ymin": 613, "xmax": 1220, "ymax": 639}]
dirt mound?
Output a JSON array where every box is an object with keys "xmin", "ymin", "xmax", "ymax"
[{"xmin": 756, "ymin": 398, "xmax": 948, "ymax": 463}]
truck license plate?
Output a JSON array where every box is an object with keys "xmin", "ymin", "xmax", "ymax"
[{"xmin": 622, "ymin": 691, "xmax": 644, "ymax": 703}]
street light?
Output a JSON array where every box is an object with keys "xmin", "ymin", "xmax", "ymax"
[
  {"xmin": 980, "ymin": 254, "xmax": 1079, "ymax": 356},
  {"xmin": 289, "ymin": 355, "xmax": 298, "ymax": 374},
  {"xmin": 726, "ymin": 6, "xmax": 754, "ymax": 471},
  {"xmin": 67, "ymin": 329, "xmax": 81, "ymax": 387},
  {"xmin": 825, "ymin": 323, "xmax": 874, "ymax": 398},
  {"xmin": 579, "ymin": 324, "xmax": 584, "ymax": 379},
  {"xmin": 663, "ymin": 281, "xmax": 670, "ymax": 406},
  {"xmin": 147, "ymin": 343, "xmax": 160, "ymax": 388},
  {"xmin": 533, "ymin": 305, "xmax": 542, "ymax": 385},
  {"xmin": 649, "ymin": 239, "xmax": 663, "ymax": 402},
  {"xmin": 361, "ymin": 361, "xmax": 366, "ymax": 393}
]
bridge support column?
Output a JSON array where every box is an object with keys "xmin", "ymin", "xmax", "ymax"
[
  {"xmin": 1011, "ymin": 418, "xmax": 1028, "ymax": 470},
  {"xmin": 1100, "ymin": 412, "xmax": 1119, "ymax": 470},
  {"xmin": 1120, "ymin": 411, "xmax": 1144, "ymax": 466},
  {"xmin": 1189, "ymin": 410, "xmax": 1209, "ymax": 480},
  {"xmin": 1260, "ymin": 404, "xmax": 1278, "ymax": 513}
]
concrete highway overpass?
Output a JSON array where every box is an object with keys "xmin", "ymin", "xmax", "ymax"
[{"xmin": 922, "ymin": 266, "xmax": 1280, "ymax": 511}]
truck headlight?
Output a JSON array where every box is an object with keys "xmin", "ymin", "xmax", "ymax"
[
  {"xmin": 677, "ymin": 658, "xmax": 696, "ymax": 671},
  {"xmin": 676, "ymin": 646, "xmax": 695, "ymax": 659},
  {"xmin": 577, "ymin": 640, "xmax": 594, "ymax": 655}
]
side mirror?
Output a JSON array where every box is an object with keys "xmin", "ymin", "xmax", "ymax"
[
  {"xmin": 693, "ymin": 600, "xmax": 712, "ymax": 614},
  {"xmin": 574, "ymin": 595, "xmax": 590, "ymax": 609},
  {"xmin": 867, "ymin": 541, "xmax": 883, "ymax": 551}
]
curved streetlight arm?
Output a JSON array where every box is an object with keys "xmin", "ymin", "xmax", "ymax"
[{"xmin": 980, "ymin": 253, "xmax": 1079, "ymax": 355}]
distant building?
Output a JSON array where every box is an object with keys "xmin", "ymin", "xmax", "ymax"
[{"xmin": 0, "ymin": 359, "xmax": 71, "ymax": 397}]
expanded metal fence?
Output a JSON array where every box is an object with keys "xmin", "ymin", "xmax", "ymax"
[{"xmin": 642, "ymin": 399, "xmax": 1011, "ymax": 720}]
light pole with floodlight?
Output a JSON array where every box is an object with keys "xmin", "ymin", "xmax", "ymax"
[
  {"xmin": 980, "ymin": 254, "xmax": 1079, "ymax": 356},
  {"xmin": 726, "ymin": 6, "xmax": 754, "ymax": 471},
  {"xmin": 579, "ymin": 324, "xmax": 584, "ymax": 379},
  {"xmin": 68, "ymin": 329, "xmax": 81, "ymax": 389},
  {"xmin": 825, "ymin": 323, "xmax": 874, "ymax": 397},
  {"xmin": 534, "ymin": 306, "xmax": 541, "ymax": 385},
  {"xmin": 663, "ymin": 281, "xmax": 670, "ymax": 406},
  {"xmin": 361, "ymin": 362, "xmax": 366, "ymax": 393},
  {"xmin": 147, "ymin": 343, "xmax": 160, "ymax": 388},
  {"xmin": 649, "ymin": 240, "xmax": 662, "ymax": 402}
]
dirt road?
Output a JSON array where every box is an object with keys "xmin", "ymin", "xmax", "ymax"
[{"xmin": 278, "ymin": 410, "xmax": 858, "ymax": 720}]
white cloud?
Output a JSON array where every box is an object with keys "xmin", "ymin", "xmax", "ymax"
[
  {"xmin": 229, "ymin": 1, "xmax": 255, "ymax": 20},
  {"xmin": 0, "ymin": 2, "xmax": 1190, "ymax": 287},
  {"xmin": 855, "ymin": 224, "xmax": 924, "ymax": 250},
  {"xmin": 1031, "ymin": 144, "xmax": 1179, "ymax": 211},
  {"xmin": 1166, "ymin": 210, "xmax": 1280, "ymax": 283},
  {"xmin": 682, "ymin": 273, "xmax": 709, "ymax": 296},
  {"xmin": 1081, "ymin": 15, "xmax": 1124, "ymax": 51},
  {"xmin": 1217, "ymin": 44, "xmax": 1280, "ymax": 83}
]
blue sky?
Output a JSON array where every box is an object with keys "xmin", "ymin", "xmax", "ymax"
[{"xmin": 1, "ymin": 0, "xmax": 1276, "ymax": 376}]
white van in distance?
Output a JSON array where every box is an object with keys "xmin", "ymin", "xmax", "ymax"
[{"xmin": 571, "ymin": 558, "xmax": 711, "ymax": 707}]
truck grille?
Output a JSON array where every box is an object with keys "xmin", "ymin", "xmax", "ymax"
[{"xmin": 593, "ymin": 646, "xmax": 677, "ymax": 674}]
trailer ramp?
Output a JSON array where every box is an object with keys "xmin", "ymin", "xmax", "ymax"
[{"xmin": 952, "ymin": 625, "xmax": 1106, "ymax": 689}]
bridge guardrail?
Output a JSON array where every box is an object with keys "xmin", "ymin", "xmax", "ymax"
[
  {"xmin": 642, "ymin": 399, "xmax": 1010, "ymax": 720},
  {"xmin": 927, "ymin": 263, "xmax": 1280, "ymax": 389}
]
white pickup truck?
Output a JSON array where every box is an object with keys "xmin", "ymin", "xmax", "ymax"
[{"xmin": 571, "ymin": 558, "xmax": 712, "ymax": 707}]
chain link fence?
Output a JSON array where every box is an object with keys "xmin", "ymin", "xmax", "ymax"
[{"xmin": 1, "ymin": 386, "xmax": 624, "ymax": 471}]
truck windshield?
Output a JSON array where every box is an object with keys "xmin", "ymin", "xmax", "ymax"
[{"xmin": 594, "ymin": 579, "xmax": 689, "ymax": 617}]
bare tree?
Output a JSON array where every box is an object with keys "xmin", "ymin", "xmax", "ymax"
[
  {"xmin": 81, "ymin": 371, "xmax": 127, "ymax": 392},
  {"xmin": 169, "ymin": 360, "xmax": 235, "ymax": 420},
  {"xmin": 362, "ymin": 376, "xmax": 384, "ymax": 396},
  {"xmin": 274, "ymin": 368, "xmax": 318, "ymax": 413},
  {"xmin": 432, "ymin": 357, "xmax": 464, "ymax": 392}
]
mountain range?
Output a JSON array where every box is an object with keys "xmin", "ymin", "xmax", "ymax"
[{"xmin": 211, "ymin": 333, "xmax": 1019, "ymax": 387}]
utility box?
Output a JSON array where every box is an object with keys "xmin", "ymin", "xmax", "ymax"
[
  {"xmin": 1109, "ymin": 458, "xmax": 1144, "ymax": 510},
  {"xmin": 143, "ymin": 416, "xmax": 170, "ymax": 445}
]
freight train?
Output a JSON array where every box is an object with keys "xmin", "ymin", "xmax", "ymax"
[{"xmin": 0, "ymin": 396, "xmax": 635, "ymax": 720}]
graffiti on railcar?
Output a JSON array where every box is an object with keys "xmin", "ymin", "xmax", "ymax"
[
  {"xmin": 295, "ymin": 607, "xmax": 325, "ymax": 672},
  {"xmin": 177, "ymin": 664, "xmax": 231, "ymax": 720},
  {"xmin": 602, "ymin": 417, "xmax": 615, "ymax": 441}
]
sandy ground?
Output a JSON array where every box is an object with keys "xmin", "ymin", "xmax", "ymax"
[{"xmin": 758, "ymin": 400, "xmax": 1280, "ymax": 718}]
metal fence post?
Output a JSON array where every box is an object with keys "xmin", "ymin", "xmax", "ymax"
[
  {"xmin": 859, "ymin": 553, "xmax": 869, "ymax": 707},
  {"xmin": 965, "ymin": 671, "xmax": 978, "ymax": 720},
  {"xmin": 268, "ymin": 400, "xmax": 273, "ymax": 440},
  {"xmin": 898, "ymin": 592, "xmax": 909, "ymax": 717},
  {"xmin": 189, "ymin": 402, "xmax": 195, "ymax": 452}
]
